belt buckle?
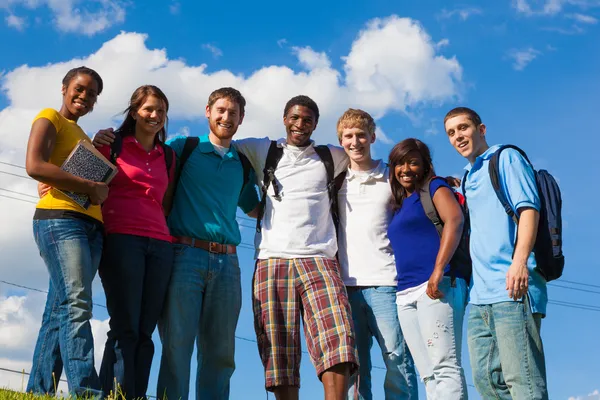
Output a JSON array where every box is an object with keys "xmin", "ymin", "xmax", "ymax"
[{"xmin": 209, "ymin": 242, "xmax": 219, "ymax": 253}]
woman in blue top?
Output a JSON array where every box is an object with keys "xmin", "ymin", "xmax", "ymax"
[{"xmin": 387, "ymin": 138, "xmax": 468, "ymax": 399}]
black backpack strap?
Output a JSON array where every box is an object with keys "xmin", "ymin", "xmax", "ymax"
[
  {"xmin": 109, "ymin": 133, "xmax": 123, "ymax": 166},
  {"xmin": 172, "ymin": 136, "xmax": 200, "ymax": 194},
  {"xmin": 160, "ymin": 142, "xmax": 174, "ymax": 180},
  {"xmin": 256, "ymin": 141, "xmax": 284, "ymax": 233},
  {"xmin": 313, "ymin": 145, "xmax": 341, "ymax": 236},
  {"xmin": 334, "ymin": 170, "xmax": 347, "ymax": 192},
  {"xmin": 488, "ymin": 145, "xmax": 529, "ymax": 226},
  {"xmin": 419, "ymin": 178, "xmax": 443, "ymax": 238},
  {"xmin": 237, "ymin": 151, "xmax": 252, "ymax": 192}
]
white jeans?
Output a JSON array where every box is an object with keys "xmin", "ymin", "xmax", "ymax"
[{"xmin": 397, "ymin": 277, "xmax": 468, "ymax": 400}]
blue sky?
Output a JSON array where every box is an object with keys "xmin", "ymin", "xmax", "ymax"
[{"xmin": 0, "ymin": 1, "xmax": 599, "ymax": 399}]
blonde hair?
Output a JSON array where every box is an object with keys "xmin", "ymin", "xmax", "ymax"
[{"xmin": 336, "ymin": 108, "xmax": 376, "ymax": 141}]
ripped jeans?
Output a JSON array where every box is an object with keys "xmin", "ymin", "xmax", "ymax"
[{"xmin": 397, "ymin": 277, "xmax": 468, "ymax": 400}]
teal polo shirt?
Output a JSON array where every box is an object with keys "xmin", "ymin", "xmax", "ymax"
[
  {"xmin": 166, "ymin": 135, "xmax": 259, "ymax": 245},
  {"xmin": 463, "ymin": 144, "xmax": 547, "ymax": 315}
]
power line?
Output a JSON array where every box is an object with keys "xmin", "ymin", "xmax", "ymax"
[
  {"xmin": 548, "ymin": 300, "xmax": 600, "ymax": 312},
  {"xmin": 0, "ymin": 194, "xmax": 37, "ymax": 204},
  {"xmin": 0, "ymin": 170, "xmax": 34, "ymax": 181},
  {"xmin": 0, "ymin": 280, "xmax": 107, "ymax": 309},
  {"xmin": 548, "ymin": 283, "xmax": 600, "ymax": 295},
  {"xmin": 0, "ymin": 187, "xmax": 38, "ymax": 199},
  {"xmin": 0, "ymin": 366, "xmax": 67, "ymax": 383},
  {"xmin": 0, "ymin": 160, "xmax": 26, "ymax": 170},
  {"xmin": 2, "ymin": 189, "xmax": 600, "ymax": 306}
]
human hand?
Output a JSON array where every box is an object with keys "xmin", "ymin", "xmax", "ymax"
[
  {"xmin": 92, "ymin": 128, "xmax": 115, "ymax": 147},
  {"xmin": 426, "ymin": 269, "xmax": 445, "ymax": 300},
  {"xmin": 506, "ymin": 261, "xmax": 529, "ymax": 300},
  {"xmin": 87, "ymin": 182, "xmax": 109, "ymax": 205},
  {"xmin": 38, "ymin": 182, "xmax": 52, "ymax": 198}
]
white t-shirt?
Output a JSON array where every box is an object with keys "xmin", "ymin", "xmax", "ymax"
[
  {"xmin": 234, "ymin": 137, "xmax": 348, "ymax": 259},
  {"xmin": 337, "ymin": 161, "xmax": 397, "ymax": 287},
  {"xmin": 212, "ymin": 143, "xmax": 230, "ymax": 157}
]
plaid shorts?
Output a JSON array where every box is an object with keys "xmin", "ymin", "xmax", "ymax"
[{"xmin": 252, "ymin": 257, "xmax": 358, "ymax": 390}]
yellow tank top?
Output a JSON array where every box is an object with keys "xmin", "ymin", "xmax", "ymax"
[{"xmin": 34, "ymin": 108, "xmax": 103, "ymax": 222}]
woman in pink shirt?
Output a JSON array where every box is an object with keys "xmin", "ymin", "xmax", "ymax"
[{"xmin": 95, "ymin": 85, "xmax": 175, "ymax": 399}]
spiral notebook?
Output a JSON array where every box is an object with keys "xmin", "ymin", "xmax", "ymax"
[{"xmin": 57, "ymin": 140, "xmax": 118, "ymax": 210}]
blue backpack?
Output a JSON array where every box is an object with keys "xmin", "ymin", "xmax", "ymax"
[{"xmin": 488, "ymin": 145, "xmax": 565, "ymax": 282}]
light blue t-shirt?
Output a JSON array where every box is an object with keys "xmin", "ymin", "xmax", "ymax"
[
  {"xmin": 167, "ymin": 135, "xmax": 259, "ymax": 245},
  {"xmin": 463, "ymin": 144, "xmax": 548, "ymax": 315}
]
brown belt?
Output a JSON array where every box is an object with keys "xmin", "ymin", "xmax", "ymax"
[{"xmin": 173, "ymin": 236, "xmax": 237, "ymax": 254}]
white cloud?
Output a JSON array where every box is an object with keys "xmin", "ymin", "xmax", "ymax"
[
  {"xmin": 1, "ymin": 0, "xmax": 126, "ymax": 35},
  {"xmin": 0, "ymin": 17, "xmax": 462, "ymax": 384},
  {"xmin": 5, "ymin": 12, "xmax": 25, "ymax": 30},
  {"xmin": 507, "ymin": 47, "xmax": 542, "ymax": 70},
  {"xmin": 292, "ymin": 46, "xmax": 331, "ymax": 70},
  {"xmin": 202, "ymin": 43, "xmax": 223, "ymax": 59},
  {"xmin": 277, "ymin": 38, "xmax": 287, "ymax": 48},
  {"xmin": 513, "ymin": 0, "xmax": 600, "ymax": 15},
  {"xmin": 436, "ymin": 38, "xmax": 450, "ymax": 50},
  {"xmin": 169, "ymin": 0, "xmax": 180, "ymax": 15},
  {"xmin": 567, "ymin": 12, "xmax": 598, "ymax": 23},
  {"xmin": 437, "ymin": 7, "xmax": 483, "ymax": 21},
  {"xmin": 569, "ymin": 389, "xmax": 600, "ymax": 400}
]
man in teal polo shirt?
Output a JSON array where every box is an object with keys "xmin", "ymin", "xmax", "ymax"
[
  {"xmin": 94, "ymin": 87, "xmax": 259, "ymax": 400},
  {"xmin": 157, "ymin": 88, "xmax": 259, "ymax": 400},
  {"xmin": 444, "ymin": 107, "xmax": 548, "ymax": 399}
]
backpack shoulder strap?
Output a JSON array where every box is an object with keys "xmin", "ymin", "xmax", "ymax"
[
  {"xmin": 488, "ymin": 145, "xmax": 523, "ymax": 225},
  {"xmin": 160, "ymin": 142, "xmax": 174, "ymax": 179},
  {"xmin": 334, "ymin": 170, "xmax": 347, "ymax": 191},
  {"xmin": 237, "ymin": 151, "xmax": 252, "ymax": 192},
  {"xmin": 172, "ymin": 136, "xmax": 199, "ymax": 190},
  {"xmin": 256, "ymin": 141, "xmax": 284, "ymax": 232},
  {"xmin": 419, "ymin": 178, "xmax": 444, "ymax": 238},
  {"xmin": 109, "ymin": 133, "xmax": 123, "ymax": 166},
  {"xmin": 313, "ymin": 145, "xmax": 342, "ymax": 236}
]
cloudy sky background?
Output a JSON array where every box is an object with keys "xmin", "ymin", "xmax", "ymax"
[{"xmin": 1, "ymin": 0, "xmax": 599, "ymax": 398}]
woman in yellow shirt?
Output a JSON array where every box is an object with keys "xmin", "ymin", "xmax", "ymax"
[{"xmin": 25, "ymin": 66, "xmax": 107, "ymax": 398}]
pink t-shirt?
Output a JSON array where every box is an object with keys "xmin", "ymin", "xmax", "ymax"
[{"xmin": 98, "ymin": 136, "xmax": 175, "ymax": 242}]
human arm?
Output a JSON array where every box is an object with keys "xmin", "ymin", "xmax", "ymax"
[
  {"xmin": 506, "ymin": 207, "xmax": 539, "ymax": 300},
  {"xmin": 92, "ymin": 128, "xmax": 116, "ymax": 147},
  {"xmin": 499, "ymin": 149, "xmax": 541, "ymax": 300},
  {"xmin": 427, "ymin": 184, "xmax": 465, "ymax": 300},
  {"xmin": 26, "ymin": 117, "xmax": 108, "ymax": 205}
]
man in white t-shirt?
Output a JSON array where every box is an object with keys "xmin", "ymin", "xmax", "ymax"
[
  {"xmin": 234, "ymin": 96, "xmax": 358, "ymax": 400},
  {"xmin": 335, "ymin": 109, "xmax": 418, "ymax": 400}
]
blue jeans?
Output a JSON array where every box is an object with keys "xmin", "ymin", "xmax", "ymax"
[
  {"xmin": 27, "ymin": 218, "xmax": 104, "ymax": 397},
  {"xmin": 397, "ymin": 277, "xmax": 468, "ymax": 400},
  {"xmin": 98, "ymin": 234, "xmax": 173, "ymax": 400},
  {"xmin": 468, "ymin": 299, "xmax": 548, "ymax": 400},
  {"xmin": 347, "ymin": 286, "xmax": 418, "ymax": 400},
  {"xmin": 157, "ymin": 245, "xmax": 241, "ymax": 400}
]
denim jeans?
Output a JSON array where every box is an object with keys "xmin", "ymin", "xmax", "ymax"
[
  {"xmin": 397, "ymin": 277, "xmax": 468, "ymax": 400},
  {"xmin": 98, "ymin": 234, "xmax": 173, "ymax": 400},
  {"xmin": 27, "ymin": 218, "xmax": 104, "ymax": 397},
  {"xmin": 468, "ymin": 299, "xmax": 548, "ymax": 400},
  {"xmin": 347, "ymin": 286, "xmax": 418, "ymax": 400},
  {"xmin": 157, "ymin": 244, "xmax": 241, "ymax": 400}
]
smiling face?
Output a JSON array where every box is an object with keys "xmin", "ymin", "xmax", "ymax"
[
  {"xmin": 284, "ymin": 105, "xmax": 317, "ymax": 147},
  {"xmin": 340, "ymin": 127, "xmax": 375, "ymax": 168},
  {"xmin": 445, "ymin": 113, "xmax": 488, "ymax": 163},
  {"xmin": 393, "ymin": 150, "xmax": 426, "ymax": 193},
  {"xmin": 206, "ymin": 97, "xmax": 244, "ymax": 141},
  {"xmin": 60, "ymin": 73, "xmax": 99, "ymax": 121},
  {"xmin": 133, "ymin": 95, "xmax": 167, "ymax": 139}
]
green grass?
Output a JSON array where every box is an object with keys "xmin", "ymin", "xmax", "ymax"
[{"xmin": 0, "ymin": 389, "xmax": 62, "ymax": 400}]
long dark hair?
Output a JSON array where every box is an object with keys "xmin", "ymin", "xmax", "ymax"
[
  {"xmin": 388, "ymin": 138, "xmax": 436, "ymax": 210},
  {"xmin": 115, "ymin": 85, "xmax": 169, "ymax": 143}
]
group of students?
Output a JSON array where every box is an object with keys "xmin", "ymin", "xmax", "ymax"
[{"xmin": 24, "ymin": 65, "xmax": 550, "ymax": 400}]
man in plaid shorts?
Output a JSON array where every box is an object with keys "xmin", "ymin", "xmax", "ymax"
[{"xmin": 235, "ymin": 95, "xmax": 358, "ymax": 399}]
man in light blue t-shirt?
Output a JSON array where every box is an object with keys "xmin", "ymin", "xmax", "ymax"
[{"xmin": 444, "ymin": 107, "xmax": 548, "ymax": 400}]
